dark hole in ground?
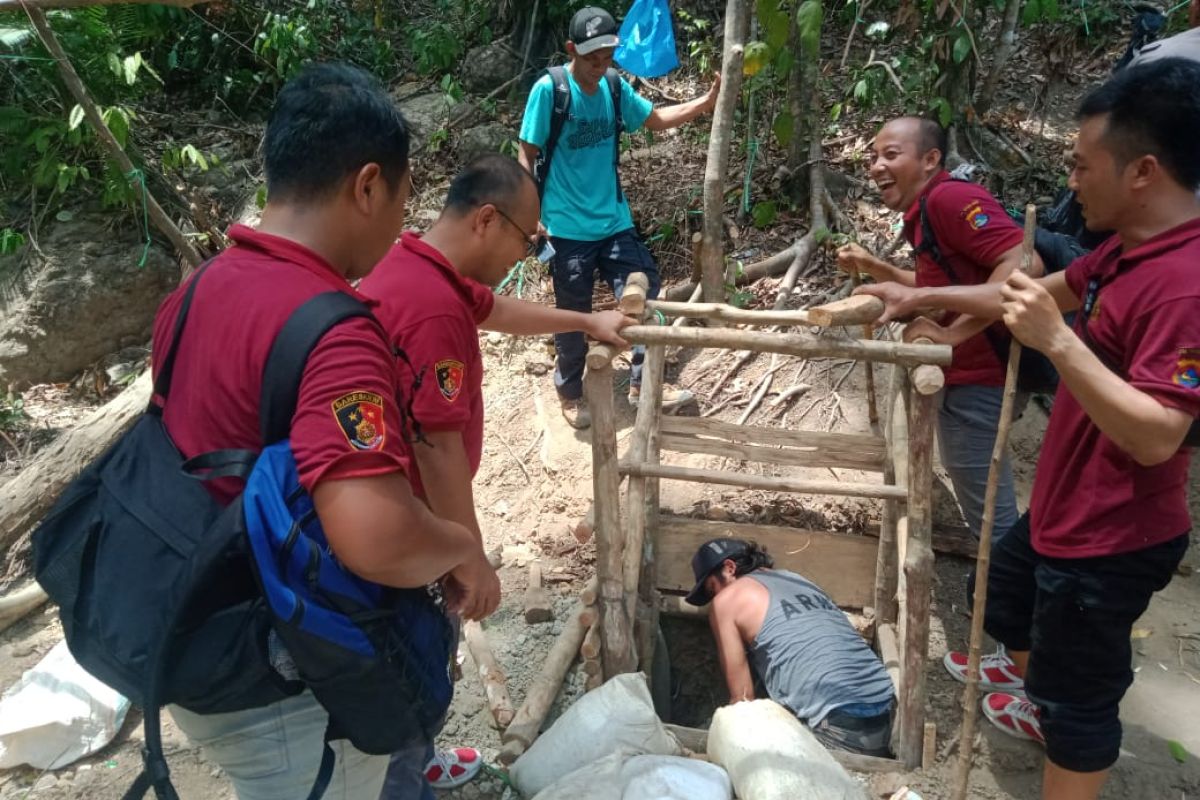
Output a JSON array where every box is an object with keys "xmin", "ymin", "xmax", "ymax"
[{"xmin": 660, "ymin": 615, "xmax": 727, "ymax": 728}]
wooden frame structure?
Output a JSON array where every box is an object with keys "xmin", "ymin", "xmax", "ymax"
[{"xmin": 584, "ymin": 278, "xmax": 949, "ymax": 769}]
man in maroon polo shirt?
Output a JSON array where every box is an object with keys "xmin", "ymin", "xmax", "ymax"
[
  {"xmin": 858, "ymin": 59, "xmax": 1200, "ymax": 800},
  {"xmin": 360, "ymin": 154, "xmax": 632, "ymax": 797},
  {"xmin": 153, "ymin": 64, "xmax": 485, "ymax": 800},
  {"xmin": 835, "ymin": 117, "xmax": 1042, "ymax": 555}
]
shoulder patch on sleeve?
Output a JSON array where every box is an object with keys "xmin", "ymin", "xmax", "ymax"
[
  {"xmin": 1173, "ymin": 348, "xmax": 1200, "ymax": 389},
  {"xmin": 961, "ymin": 199, "xmax": 990, "ymax": 230},
  {"xmin": 332, "ymin": 391, "xmax": 387, "ymax": 451},
  {"xmin": 435, "ymin": 359, "xmax": 466, "ymax": 402}
]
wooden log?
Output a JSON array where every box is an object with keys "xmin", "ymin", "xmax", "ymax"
[
  {"xmin": 572, "ymin": 503, "xmax": 595, "ymax": 544},
  {"xmin": 923, "ymin": 722, "xmax": 937, "ymax": 771},
  {"xmin": 952, "ymin": 206, "xmax": 1033, "ymax": 800},
  {"xmin": 579, "ymin": 604, "xmax": 598, "ymax": 629},
  {"xmin": 581, "ymin": 620, "xmax": 601, "ymax": 661},
  {"xmin": 0, "ymin": 372, "xmax": 150, "ymax": 563},
  {"xmin": 660, "ymin": 430, "xmax": 886, "ymax": 472},
  {"xmin": 24, "ymin": 8, "xmax": 203, "ymax": 271},
  {"xmin": 624, "ymin": 343, "xmax": 663, "ymax": 676},
  {"xmin": 661, "ymin": 415, "xmax": 886, "ymax": 455},
  {"xmin": 619, "ymin": 271, "xmax": 650, "ymax": 319},
  {"xmin": 585, "ymin": 342, "xmax": 621, "ymax": 370},
  {"xmin": 808, "ymin": 295, "xmax": 885, "ymax": 327},
  {"xmin": 584, "ymin": 353, "xmax": 635, "ymax": 677},
  {"xmin": 621, "ymin": 462, "xmax": 908, "ymax": 501},
  {"xmin": 647, "ymin": 301, "xmax": 811, "ymax": 327},
  {"xmin": 579, "ymin": 575, "xmax": 599, "ymax": 609},
  {"xmin": 463, "ymin": 621, "xmax": 516, "ymax": 729},
  {"xmin": 499, "ymin": 598, "xmax": 591, "ymax": 758},
  {"xmin": 654, "ymin": 516, "xmax": 879, "ymax": 609},
  {"xmin": 620, "ymin": 325, "xmax": 951, "ymax": 368},
  {"xmin": 0, "ymin": 581, "xmax": 49, "ymax": 633},
  {"xmin": 898, "ymin": 388, "xmax": 936, "ymax": 769},
  {"xmin": 524, "ymin": 561, "xmax": 555, "ymax": 624},
  {"xmin": 876, "ymin": 622, "xmax": 901, "ymax": 695},
  {"xmin": 874, "ymin": 366, "xmax": 905, "ymax": 624},
  {"xmin": 907, "ymin": 335, "xmax": 946, "ymax": 396}
]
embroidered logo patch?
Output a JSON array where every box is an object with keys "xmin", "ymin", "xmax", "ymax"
[
  {"xmin": 435, "ymin": 359, "xmax": 465, "ymax": 402},
  {"xmin": 1173, "ymin": 349, "xmax": 1200, "ymax": 389},
  {"xmin": 962, "ymin": 200, "xmax": 989, "ymax": 230},
  {"xmin": 332, "ymin": 391, "xmax": 386, "ymax": 451}
]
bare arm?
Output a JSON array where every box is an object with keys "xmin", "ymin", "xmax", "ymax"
[
  {"xmin": 517, "ymin": 141, "xmax": 539, "ymax": 176},
  {"xmin": 644, "ymin": 74, "xmax": 720, "ymax": 131},
  {"xmin": 709, "ymin": 596, "xmax": 755, "ymax": 704},
  {"xmin": 836, "ymin": 243, "xmax": 917, "ymax": 287},
  {"xmin": 414, "ymin": 430, "xmax": 500, "ymax": 620},
  {"xmin": 482, "ymin": 295, "xmax": 632, "ymax": 345},
  {"xmin": 1002, "ymin": 271, "xmax": 1192, "ymax": 465},
  {"xmin": 313, "ymin": 472, "xmax": 478, "ymax": 587},
  {"xmin": 857, "ymin": 270, "xmax": 1081, "ymax": 323}
]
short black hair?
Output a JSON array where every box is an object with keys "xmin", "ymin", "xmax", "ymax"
[
  {"xmin": 1078, "ymin": 58, "xmax": 1200, "ymax": 191},
  {"xmin": 728, "ymin": 539, "xmax": 775, "ymax": 578},
  {"xmin": 444, "ymin": 154, "xmax": 535, "ymax": 214},
  {"xmin": 886, "ymin": 115, "xmax": 947, "ymax": 167},
  {"xmin": 264, "ymin": 63, "xmax": 410, "ymax": 202}
]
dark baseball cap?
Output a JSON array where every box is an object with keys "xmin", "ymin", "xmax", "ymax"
[
  {"xmin": 569, "ymin": 7, "xmax": 620, "ymax": 55},
  {"xmin": 684, "ymin": 538, "xmax": 751, "ymax": 606}
]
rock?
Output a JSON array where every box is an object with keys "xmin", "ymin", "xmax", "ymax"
[
  {"xmin": 458, "ymin": 123, "xmax": 513, "ymax": 162},
  {"xmin": 32, "ymin": 774, "xmax": 58, "ymax": 793},
  {"xmin": 0, "ymin": 214, "xmax": 177, "ymax": 388},
  {"xmin": 459, "ymin": 40, "xmax": 523, "ymax": 94},
  {"xmin": 394, "ymin": 92, "xmax": 453, "ymax": 153}
]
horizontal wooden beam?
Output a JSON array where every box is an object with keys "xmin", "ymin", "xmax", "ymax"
[
  {"xmin": 660, "ymin": 431, "xmax": 886, "ymax": 471},
  {"xmin": 659, "ymin": 415, "xmax": 886, "ymax": 453},
  {"xmin": 657, "ymin": 417, "xmax": 886, "ymax": 472},
  {"xmin": 621, "ymin": 462, "xmax": 908, "ymax": 501},
  {"xmin": 654, "ymin": 515, "xmax": 879, "ymax": 608},
  {"xmin": 619, "ymin": 324, "xmax": 951, "ymax": 367},
  {"xmin": 647, "ymin": 300, "xmax": 811, "ymax": 327},
  {"xmin": 809, "ymin": 295, "xmax": 885, "ymax": 327}
]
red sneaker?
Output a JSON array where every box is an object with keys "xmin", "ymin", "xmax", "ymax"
[
  {"xmin": 943, "ymin": 646, "xmax": 1025, "ymax": 694},
  {"xmin": 424, "ymin": 746, "xmax": 482, "ymax": 789},
  {"xmin": 982, "ymin": 692, "xmax": 1045, "ymax": 745}
]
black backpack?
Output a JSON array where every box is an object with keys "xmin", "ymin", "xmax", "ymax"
[
  {"xmin": 531, "ymin": 65, "xmax": 624, "ymax": 202},
  {"xmin": 915, "ymin": 181, "xmax": 1087, "ymax": 395},
  {"xmin": 31, "ymin": 265, "xmax": 440, "ymax": 800}
]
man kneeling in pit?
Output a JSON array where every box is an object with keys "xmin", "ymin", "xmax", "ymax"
[{"xmin": 685, "ymin": 538, "xmax": 896, "ymax": 756}]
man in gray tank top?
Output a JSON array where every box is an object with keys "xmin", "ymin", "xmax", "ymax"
[{"xmin": 685, "ymin": 537, "xmax": 896, "ymax": 756}]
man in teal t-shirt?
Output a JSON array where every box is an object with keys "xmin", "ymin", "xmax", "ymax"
[{"xmin": 517, "ymin": 5, "xmax": 719, "ymax": 429}]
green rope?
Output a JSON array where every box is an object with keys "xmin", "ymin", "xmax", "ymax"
[
  {"xmin": 742, "ymin": 89, "xmax": 759, "ymax": 215},
  {"xmin": 480, "ymin": 762, "xmax": 516, "ymax": 790},
  {"xmin": 126, "ymin": 168, "xmax": 151, "ymax": 268},
  {"xmin": 1165, "ymin": 0, "xmax": 1191, "ymax": 14},
  {"xmin": 495, "ymin": 260, "xmax": 522, "ymax": 293},
  {"xmin": 654, "ymin": 309, "xmax": 667, "ymax": 326},
  {"xmin": 1079, "ymin": 0, "xmax": 1090, "ymax": 37},
  {"xmin": 0, "ymin": 54, "xmax": 55, "ymax": 62}
]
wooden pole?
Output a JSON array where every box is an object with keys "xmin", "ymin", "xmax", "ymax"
[
  {"xmin": 898, "ymin": 387, "xmax": 936, "ymax": 768},
  {"xmin": 498, "ymin": 599, "xmax": 591, "ymax": 764},
  {"xmin": 463, "ymin": 621, "xmax": 516, "ymax": 730},
  {"xmin": 873, "ymin": 366, "xmax": 906, "ymax": 624},
  {"xmin": 523, "ymin": 561, "xmax": 554, "ymax": 624},
  {"xmin": 620, "ymin": 325, "xmax": 951, "ymax": 368},
  {"xmin": 808, "ymin": 294, "xmax": 885, "ymax": 327},
  {"xmin": 23, "ymin": 6, "xmax": 203, "ymax": 271},
  {"xmin": 0, "ymin": 581, "xmax": 48, "ymax": 634},
  {"xmin": 647, "ymin": 301, "xmax": 811, "ymax": 327},
  {"xmin": 850, "ymin": 270, "xmax": 880, "ymax": 426},
  {"xmin": 908, "ymin": 336, "xmax": 947, "ymax": 396},
  {"xmin": 584, "ymin": 347, "xmax": 636, "ymax": 678},
  {"xmin": 952, "ymin": 205, "xmax": 1034, "ymax": 799},
  {"xmin": 621, "ymin": 462, "xmax": 908, "ymax": 500},
  {"xmin": 698, "ymin": 0, "xmax": 747, "ymax": 302},
  {"xmin": 619, "ymin": 272, "xmax": 649, "ymax": 318}
]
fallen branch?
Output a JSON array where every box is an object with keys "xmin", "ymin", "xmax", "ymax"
[
  {"xmin": 0, "ymin": 581, "xmax": 49, "ymax": 633},
  {"xmin": 463, "ymin": 621, "xmax": 516, "ymax": 730},
  {"xmin": 865, "ymin": 48, "xmax": 906, "ymax": 96}
]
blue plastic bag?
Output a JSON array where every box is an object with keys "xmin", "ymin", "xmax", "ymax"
[{"xmin": 615, "ymin": 0, "xmax": 679, "ymax": 78}]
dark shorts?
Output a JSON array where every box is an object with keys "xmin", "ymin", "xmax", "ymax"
[
  {"xmin": 812, "ymin": 702, "xmax": 894, "ymax": 758},
  {"xmin": 984, "ymin": 513, "xmax": 1187, "ymax": 772}
]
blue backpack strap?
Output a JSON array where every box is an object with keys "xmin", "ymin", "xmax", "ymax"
[
  {"xmin": 259, "ymin": 291, "xmax": 381, "ymax": 445},
  {"xmin": 605, "ymin": 67, "xmax": 625, "ymax": 202},
  {"xmin": 534, "ymin": 65, "xmax": 572, "ymax": 199}
]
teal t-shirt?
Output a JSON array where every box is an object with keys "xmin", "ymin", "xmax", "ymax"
[{"xmin": 519, "ymin": 69, "xmax": 653, "ymax": 242}]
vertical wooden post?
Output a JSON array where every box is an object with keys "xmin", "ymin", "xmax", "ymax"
[
  {"xmin": 898, "ymin": 387, "xmax": 936, "ymax": 768},
  {"xmin": 585, "ymin": 346, "xmax": 636, "ymax": 678},
  {"xmin": 874, "ymin": 365, "xmax": 906, "ymax": 624},
  {"xmin": 626, "ymin": 343, "xmax": 666, "ymax": 672}
]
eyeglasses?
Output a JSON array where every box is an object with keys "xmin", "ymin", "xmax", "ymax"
[{"xmin": 492, "ymin": 206, "xmax": 540, "ymax": 259}]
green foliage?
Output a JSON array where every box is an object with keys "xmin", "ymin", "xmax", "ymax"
[
  {"xmin": 677, "ymin": 9, "xmax": 717, "ymax": 74},
  {"xmin": 0, "ymin": 387, "xmax": 27, "ymax": 433},
  {"xmin": 796, "ymin": 0, "xmax": 823, "ymax": 56},
  {"xmin": 0, "ymin": 228, "xmax": 26, "ymax": 255}
]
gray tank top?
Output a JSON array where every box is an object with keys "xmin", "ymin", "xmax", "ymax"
[{"xmin": 747, "ymin": 569, "xmax": 894, "ymax": 725}]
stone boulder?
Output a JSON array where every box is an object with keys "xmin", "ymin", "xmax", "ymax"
[
  {"xmin": 393, "ymin": 91, "xmax": 453, "ymax": 154},
  {"xmin": 0, "ymin": 214, "xmax": 177, "ymax": 388},
  {"xmin": 458, "ymin": 122, "xmax": 514, "ymax": 161},
  {"xmin": 459, "ymin": 39, "xmax": 524, "ymax": 94}
]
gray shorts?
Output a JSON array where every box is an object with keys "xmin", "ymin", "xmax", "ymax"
[{"xmin": 811, "ymin": 703, "xmax": 894, "ymax": 758}]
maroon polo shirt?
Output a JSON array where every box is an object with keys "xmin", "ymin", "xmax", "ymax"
[
  {"xmin": 1030, "ymin": 217, "xmax": 1200, "ymax": 558},
  {"xmin": 903, "ymin": 171, "xmax": 1024, "ymax": 386},
  {"xmin": 150, "ymin": 224, "xmax": 407, "ymax": 504},
  {"xmin": 359, "ymin": 233, "xmax": 495, "ymax": 498}
]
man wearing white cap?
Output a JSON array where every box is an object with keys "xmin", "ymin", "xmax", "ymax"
[{"xmin": 518, "ymin": 6, "xmax": 719, "ymax": 429}]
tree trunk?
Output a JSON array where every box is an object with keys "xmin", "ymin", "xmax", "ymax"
[
  {"xmin": 786, "ymin": 1, "xmax": 822, "ymax": 206},
  {"xmin": 975, "ymin": 0, "xmax": 1022, "ymax": 115},
  {"xmin": 0, "ymin": 372, "xmax": 151, "ymax": 587},
  {"xmin": 698, "ymin": 0, "xmax": 747, "ymax": 303}
]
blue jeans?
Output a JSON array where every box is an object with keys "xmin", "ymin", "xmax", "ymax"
[
  {"xmin": 170, "ymin": 691, "xmax": 388, "ymax": 800},
  {"xmin": 936, "ymin": 384, "xmax": 1026, "ymax": 542},
  {"xmin": 379, "ymin": 741, "xmax": 435, "ymax": 800},
  {"xmin": 550, "ymin": 229, "xmax": 660, "ymax": 400}
]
